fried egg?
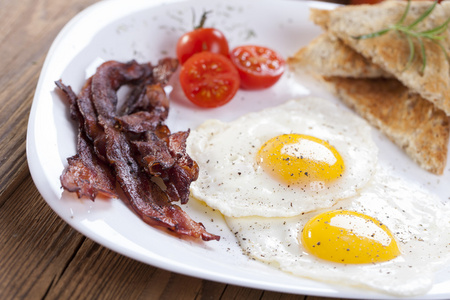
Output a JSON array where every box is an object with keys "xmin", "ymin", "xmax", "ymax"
[
  {"xmin": 225, "ymin": 167, "xmax": 450, "ymax": 296},
  {"xmin": 187, "ymin": 97, "xmax": 378, "ymax": 217}
]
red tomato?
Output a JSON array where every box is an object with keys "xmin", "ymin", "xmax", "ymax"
[
  {"xmin": 179, "ymin": 52, "xmax": 240, "ymax": 108},
  {"xmin": 176, "ymin": 28, "xmax": 229, "ymax": 64},
  {"xmin": 229, "ymin": 45, "xmax": 285, "ymax": 90}
]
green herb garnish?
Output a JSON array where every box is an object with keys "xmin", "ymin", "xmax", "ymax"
[{"xmin": 354, "ymin": 0, "xmax": 450, "ymax": 73}]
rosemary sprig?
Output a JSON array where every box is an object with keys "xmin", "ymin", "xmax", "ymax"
[{"xmin": 354, "ymin": 0, "xmax": 450, "ymax": 73}]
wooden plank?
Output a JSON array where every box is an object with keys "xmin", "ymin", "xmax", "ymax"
[
  {"xmin": 0, "ymin": 0, "xmax": 99, "ymax": 194},
  {"xmin": 0, "ymin": 174, "xmax": 85, "ymax": 299}
]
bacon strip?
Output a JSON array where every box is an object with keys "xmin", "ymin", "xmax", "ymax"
[
  {"xmin": 165, "ymin": 130, "xmax": 199, "ymax": 204},
  {"xmin": 91, "ymin": 60, "xmax": 150, "ymax": 124},
  {"xmin": 60, "ymin": 132, "xmax": 117, "ymax": 200},
  {"xmin": 56, "ymin": 80, "xmax": 117, "ymax": 200},
  {"xmin": 103, "ymin": 124, "xmax": 218, "ymax": 241},
  {"xmin": 117, "ymin": 84, "xmax": 169, "ymax": 133},
  {"xmin": 56, "ymin": 58, "xmax": 219, "ymax": 241},
  {"xmin": 131, "ymin": 128, "xmax": 199, "ymax": 204}
]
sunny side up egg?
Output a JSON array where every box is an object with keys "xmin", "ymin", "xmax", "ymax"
[
  {"xmin": 187, "ymin": 97, "xmax": 378, "ymax": 217},
  {"xmin": 225, "ymin": 166, "xmax": 450, "ymax": 296},
  {"xmin": 187, "ymin": 96, "xmax": 450, "ymax": 297}
]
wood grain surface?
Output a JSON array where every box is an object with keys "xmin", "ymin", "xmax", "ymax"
[{"xmin": 0, "ymin": 1, "xmax": 350, "ymax": 299}]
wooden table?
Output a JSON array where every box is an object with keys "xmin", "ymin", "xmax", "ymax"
[{"xmin": 1, "ymin": 0, "xmax": 350, "ymax": 299}]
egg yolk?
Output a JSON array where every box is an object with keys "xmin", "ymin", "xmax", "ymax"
[
  {"xmin": 301, "ymin": 210, "xmax": 400, "ymax": 264},
  {"xmin": 257, "ymin": 134, "xmax": 345, "ymax": 185}
]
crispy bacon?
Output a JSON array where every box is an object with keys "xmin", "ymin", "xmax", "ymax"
[
  {"xmin": 165, "ymin": 130, "xmax": 199, "ymax": 204},
  {"xmin": 151, "ymin": 57, "xmax": 179, "ymax": 86},
  {"xmin": 132, "ymin": 132, "xmax": 176, "ymax": 176},
  {"xmin": 131, "ymin": 128, "xmax": 199, "ymax": 204},
  {"xmin": 91, "ymin": 60, "xmax": 151, "ymax": 123},
  {"xmin": 56, "ymin": 80, "xmax": 117, "ymax": 200},
  {"xmin": 76, "ymin": 79, "xmax": 109, "ymax": 161},
  {"xmin": 117, "ymin": 58, "xmax": 177, "ymax": 117},
  {"xmin": 56, "ymin": 58, "xmax": 219, "ymax": 241},
  {"xmin": 60, "ymin": 132, "xmax": 117, "ymax": 200},
  {"xmin": 117, "ymin": 84, "xmax": 169, "ymax": 133},
  {"xmin": 103, "ymin": 124, "xmax": 218, "ymax": 241}
]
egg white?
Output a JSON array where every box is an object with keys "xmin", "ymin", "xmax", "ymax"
[
  {"xmin": 187, "ymin": 97, "xmax": 378, "ymax": 217},
  {"xmin": 225, "ymin": 166, "xmax": 450, "ymax": 297}
]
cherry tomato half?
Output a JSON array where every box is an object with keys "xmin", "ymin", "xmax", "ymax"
[
  {"xmin": 179, "ymin": 52, "xmax": 240, "ymax": 108},
  {"xmin": 230, "ymin": 45, "xmax": 285, "ymax": 90},
  {"xmin": 176, "ymin": 27, "xmax": 230, "ymax": 64}
]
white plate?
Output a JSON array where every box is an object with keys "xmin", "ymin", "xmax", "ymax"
[{"xmin": 27, "ymin": 0, "xmax": 450, "ymax": 299}]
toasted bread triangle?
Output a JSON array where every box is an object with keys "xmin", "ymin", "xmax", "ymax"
[
  {"xmin": 288, "ymin": 33, "xmax": 391, "ymax": 78},
  {"xmin": 322, "ymin": 76, "xmax": 449, "ymax": 175},
  {"xmin": 310, "ymin": 1, "xmax": 450, "ymax": 116}
]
